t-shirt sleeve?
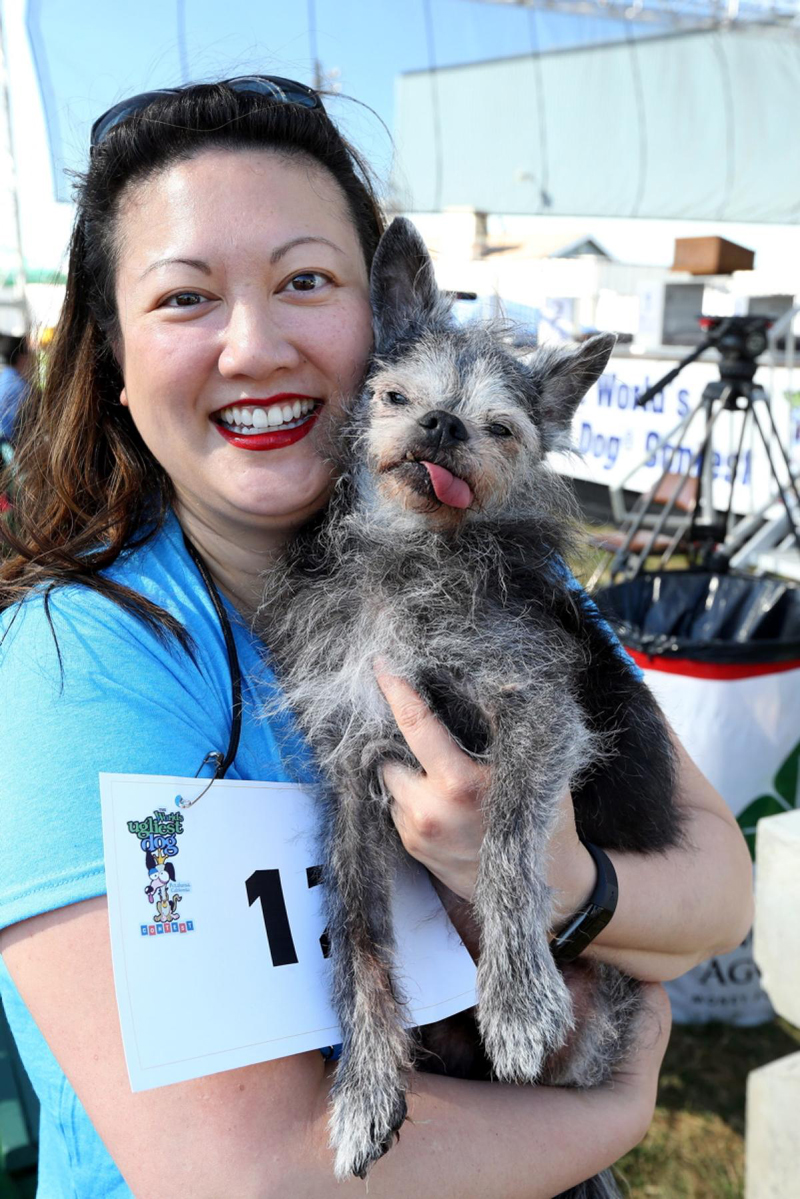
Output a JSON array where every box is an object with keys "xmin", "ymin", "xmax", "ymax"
[
  {"xmin": 0, "ymin": 589, "xmax": 232, "ymax": 930},
  {"xmin": 562, "ymin": 566, "xmax": 644, "ymax": 681}
]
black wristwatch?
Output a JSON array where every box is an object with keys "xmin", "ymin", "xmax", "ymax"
[{"xmin": 551, "ymin": 841, "xmax": 619, "ymax": 964}]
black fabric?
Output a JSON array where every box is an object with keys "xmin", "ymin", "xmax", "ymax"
[
  {"xmin": 595, "ymin": 571, "xmax": 800, "ymax": 664},
  {"xmin": 181, "ymin": 532, "xmax": 243, "ymax": 774}
]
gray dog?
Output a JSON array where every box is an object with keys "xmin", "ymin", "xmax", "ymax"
[{"xmin": 258, "ymin": 217, "xmax": 682, "ymax": 1192}]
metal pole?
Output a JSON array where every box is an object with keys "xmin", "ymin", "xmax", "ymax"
[
  {"xmin": 0, "ymin": 1, "xmax": 27, "ymax": 322},
  {"xmin": 307, "ymin": 0, "xmax": 323, "ymax": 91},
  {"xmin": 723, "ymin": 402, "xmax": 751, "ymax": 539},
  {"xmin": 700, "ymin": 388, "xmax": 718, "ymax": 526}
]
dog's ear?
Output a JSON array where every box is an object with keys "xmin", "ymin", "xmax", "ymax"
[
  {"xmin": 527, "ymin": 334, "xmax": 615, "ymax": 448},
  {"xmin": 370, "ymin": 217, "xmax": 446, "ymax": 348}
]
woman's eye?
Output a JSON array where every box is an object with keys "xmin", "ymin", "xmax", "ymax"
[
  {"xmin": 162, "ymin": 291, "xmax": 207, "ymax": 308},
  {"xmin": 284, "ymin": 271, "xmax": 331, "ymax": 293},
  {"xmin": 385, "ymin": 391, "xmax": 409, "ymax": 406},
  {"xmin": 487, "ymin": 422, "xmax": 513, "ymax": 438}
]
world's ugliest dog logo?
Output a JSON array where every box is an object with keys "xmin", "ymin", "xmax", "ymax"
[{"xmin": 128, "ymin": 808, "xmax": 195, "ymax": 938}]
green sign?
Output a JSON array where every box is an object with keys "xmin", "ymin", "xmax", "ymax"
[{"xmin": 738, "ymin": 738, "xmax": 800, "ymax": 859}]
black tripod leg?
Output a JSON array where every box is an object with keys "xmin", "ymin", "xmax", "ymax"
[
  {"xmin": 637, "ymin": 436, "xmax": 706, "ymax": 571},
  {"xmin": 723, "ymin": 404, "xmax": 752, "ymax": 539},
  {"xmin": 609, "ymin": 405, "xmax": 704, "ymax": 577},
  {"xmin": 749, "ymin": 403, "xmax": 800, "ymax": 554},
  {"xmin": 685, "ymin": 386, "xmax": 733, "ymax": 564}
]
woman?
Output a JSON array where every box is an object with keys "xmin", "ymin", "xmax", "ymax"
[
  {"xmin": 0, "ymin": 332, "xmax": 31, "ymax": 443},
  {"xmin": 0, "ymin": 79, "xmax": 751, "ymax": 1198}
]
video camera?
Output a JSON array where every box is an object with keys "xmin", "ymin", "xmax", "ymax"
[
  {"xmin": 697, "ymin": 315, "xmax": 773, "ymax": 383},
  {"xmin": 635, "ymin": 314, "xmax": 773, "ymax": 408}
]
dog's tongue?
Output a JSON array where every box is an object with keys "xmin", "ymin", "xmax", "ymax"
[{"xmin": 420, "ymin": 461, "xmax": 473, "ymax": 509}]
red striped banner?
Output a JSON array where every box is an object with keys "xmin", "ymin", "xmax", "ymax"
[{"xmin": 626, "ymin": 648, "xmax": 800, "ymax": 681}]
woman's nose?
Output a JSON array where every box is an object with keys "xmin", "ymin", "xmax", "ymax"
[{"xmin": 217, "ymin": 299, "xmax": 303, "ymax": 380}]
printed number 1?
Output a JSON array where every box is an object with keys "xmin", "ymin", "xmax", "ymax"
[
  {"xmin": 246, "ymin": 866, "xmax": 330, "ymax": 967},
  {"xmin": 246, "ymin": 870, "xmax": 298, "ymax": 967}
]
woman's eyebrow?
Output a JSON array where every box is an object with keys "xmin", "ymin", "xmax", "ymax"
[
  {"xmin": 140, "ymin": 257, "xmax": 212, "ymax": 280},
  {"xmin": 270, "ymin": 235, "xmax": 344, "ymax": 263},
  {"xmin": 139, "ymin": 237, "xmax": 344, "ymax": 281}
]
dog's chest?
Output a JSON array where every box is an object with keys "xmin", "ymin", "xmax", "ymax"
[{"xmin": 318, "ymin": 548, "xmax": 577, "ymax": 725}]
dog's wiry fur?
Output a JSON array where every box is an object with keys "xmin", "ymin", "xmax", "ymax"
[{"xmin": 257, "ymin": 218, "xmax": 682, "ymax": 1189}]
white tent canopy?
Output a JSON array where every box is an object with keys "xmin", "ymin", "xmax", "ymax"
[{"xmin": 393, "ymin": 26, "xmax": 800, "ymax": 222}]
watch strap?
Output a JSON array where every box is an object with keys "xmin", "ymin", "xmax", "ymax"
[{"xmin": 551, "ymin": 841, "xmax": 619, "ymax": 964}]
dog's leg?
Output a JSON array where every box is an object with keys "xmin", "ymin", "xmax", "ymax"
[
  {"xmin": 323, "ymin": 775, "xmax": 414, "ymax": 1180},
  {"xmin": 542, "ymin": 963, "xmax": 643, "ymax": 1090},
  {"xmin": 542, "ymin": 966, "xmax": 641, "ymax": 1199},
  {"xmin": 552, "ymin": 1170, "xmax": 623, "ymax": 1199},
  {"xmin": 474, "ymin": 700, "xmax": 591, "ymax": 1082}
]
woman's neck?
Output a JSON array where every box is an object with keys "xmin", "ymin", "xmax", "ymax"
[{"xmin": 175, "ymin": 500, "xmax": 288, "ymax": 620}]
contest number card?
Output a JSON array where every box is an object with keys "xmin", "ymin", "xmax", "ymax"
[{"xmin": 100, "ymin": 773, "xmax": 477, "ymax": 1091}]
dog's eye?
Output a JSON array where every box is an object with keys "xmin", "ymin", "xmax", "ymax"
[
  {"xmin": 487, "ymin": 422, "xmax": 513, "ymax": 438},
  {"xmin": 384, "ymin": 391, "xmax": 410, "ymax": 407}
]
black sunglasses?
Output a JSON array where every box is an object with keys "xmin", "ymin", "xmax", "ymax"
[{"xmin": 90, "ymin": 75, "xmax": 323, "ymax": 149}]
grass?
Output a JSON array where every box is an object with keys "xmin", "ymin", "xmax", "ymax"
[
  {"xmin": 615, "ymin": 1018, "xmax": 800, "ymax": 1198},
  {"xmin": 570, "ymin": 524, "xmax": 694, "ymax": 593}
]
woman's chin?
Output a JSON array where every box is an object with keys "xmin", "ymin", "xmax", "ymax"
[
  {"xmin": 174, "ymin": 443, "xmax": 337, "ymax": 537},
  {"xmin": 227, "ymin": 475, "xmax": 334, "ymax": 528}
]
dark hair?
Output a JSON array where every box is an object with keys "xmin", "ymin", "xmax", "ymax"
[{"xmin": 0, "ymin": 83, "xmax": 385, "ymax": 635}]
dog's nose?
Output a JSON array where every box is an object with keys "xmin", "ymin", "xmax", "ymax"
[{"xmin": 418, "ymin": 409, "xmax": 469, "ymax": 448}]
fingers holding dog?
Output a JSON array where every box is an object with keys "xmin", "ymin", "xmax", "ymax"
[
  {"xmin": 377, "ymin": 670, "xmax": 488, "ymax": 901},
  {"xmin": 376, "ymin": 670, "xmax": 478, "ymax": 790}
]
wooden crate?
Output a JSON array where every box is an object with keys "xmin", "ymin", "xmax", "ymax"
[{"xmin": 672, "ymin": 236, "xmax": 755, "ymax": 276}]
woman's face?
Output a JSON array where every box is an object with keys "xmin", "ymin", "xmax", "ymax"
[{"xmin": 114, "ymin": 148, "xmax": 374, "ymax": 542}]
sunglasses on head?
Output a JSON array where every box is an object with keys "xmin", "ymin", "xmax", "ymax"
[{"xmin": 90, "ymin": 75, "xmax": 323, "ymax": 150}]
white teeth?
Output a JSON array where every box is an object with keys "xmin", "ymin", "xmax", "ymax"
[{"xmin": 215, "ymin": 399, "xmax": 318, "ymax": 435}]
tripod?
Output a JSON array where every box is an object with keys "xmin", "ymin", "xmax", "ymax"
[{"xmin": 605, "ymin": 316, "xmax": 800, "ymax": 581}]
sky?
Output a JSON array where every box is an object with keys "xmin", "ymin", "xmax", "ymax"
[{"xmin": 2, "ymin": 0, "xmax": 799, "ymax": 279}]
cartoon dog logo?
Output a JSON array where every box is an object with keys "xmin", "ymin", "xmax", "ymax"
[{"xmin": 144, "ymin": 847, "xmax": 182, "ymax": 922}]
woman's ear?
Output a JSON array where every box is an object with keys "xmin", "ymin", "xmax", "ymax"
[{"xmin": 119, "ymin": 386, "xmax": 128, "ymax": 407}]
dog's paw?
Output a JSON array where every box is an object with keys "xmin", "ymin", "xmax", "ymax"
[
  {"xmin": 479, "ymin": 966, "xmax": 574, "ymax": 1083},
  {"xmin": 330, "ymin": 1073, "xmax": 408, "ymax": 1180},
  {"xmin": 481, "ymin": 1009, "xmax": 548, "ymax": 1082}
]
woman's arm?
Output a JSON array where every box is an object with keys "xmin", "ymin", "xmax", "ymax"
[
  {"xmin": 569, "ymin": 726, "xmax": 754, "ymax": 980},
  {"xmin": 378, "ymin": 675, "xmax": 754, "ymax": 983},
  {"xmin": 0, "ymin": 899, "xmax": 670, "ymax": 1199}
]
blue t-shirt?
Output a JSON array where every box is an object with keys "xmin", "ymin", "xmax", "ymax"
[{"xmin": 0, "ymin": 511, "xmax": 310, "ymax": 1198}]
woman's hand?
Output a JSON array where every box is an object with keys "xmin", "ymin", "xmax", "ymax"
[
  {"xmin": 377, "ymin": 670, "xmax": 487, "ymax": 901},
  {"xmin": 376, "ymin": 670, "xmax": 595, "ymax": 920}
]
